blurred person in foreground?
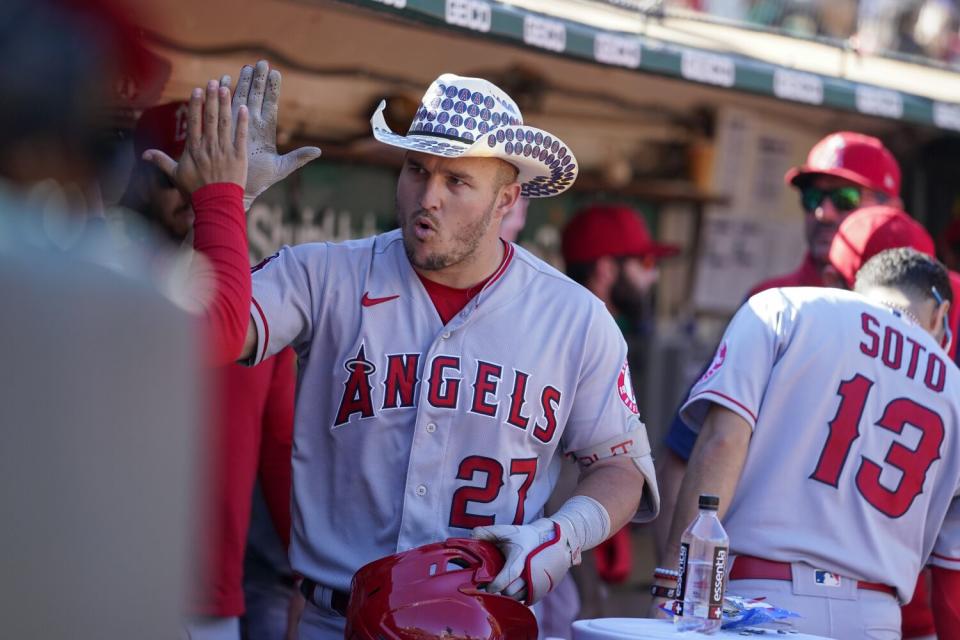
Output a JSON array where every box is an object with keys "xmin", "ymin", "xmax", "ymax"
[
  {"xmin": 120, "ymin": 82, "xmax": 312, "ymax": 640},
  {"xmin": 0, "ymin": 1, "xmax": 207, "ymax": 639}
]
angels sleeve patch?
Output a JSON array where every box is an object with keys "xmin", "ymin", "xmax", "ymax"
[
  {"xmin": 698, "ymin": 340, "xmax": 728, "ymax": 384},
  {"xmin": 617, "ymin": 358, "xmax": 639, "ymax": 414}
]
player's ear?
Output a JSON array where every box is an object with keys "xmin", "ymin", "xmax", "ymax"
[
  {"xmin": 494, "ymin": 181, "xmax": 521, "ymax": 220},
  {"xmin": 935, "ymin": 299, "xmax": 951, "ymax": 335}
]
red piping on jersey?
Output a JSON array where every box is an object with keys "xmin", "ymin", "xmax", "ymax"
[
  {"xmin": 251, "ymin": 252, "xmax": 278, "ymax": 273},
  {"xmin": 485, "ymin": 241, "xmax": 514, "ymax": 289},
  {"xmin": 931, "ymin": 551, "xmax": 960, "ymax": 562},
  {"xmin": 251, "ymin": 296, "xmax": 270, "ymax": 365},
  {"xmin": 521, "ymin": 521, "xmax": 561, "ymax": 605},
  {"xmin": 688, "ymin": 389, "xmax": 758, "ymax": 424}
]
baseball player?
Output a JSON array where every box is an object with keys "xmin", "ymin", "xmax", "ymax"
[
  {"xmin": 148, "ymin": 72, "xmax": 660, "ymax": 639},
  {"xmin": 828, "ymin": 205, "xmax": 938, "ymax": 290},
  {"xmin": 657, "ymin": 247, "xmax": 960, "ymax": 639},
  {"xmin": 828, "ymin": 207, "xmax": 960, "ymax": 639},
  {"xmin": 122, "ymin": 95, "xmax": 302, "ymax": 640},
  {"xmin": 755, "ymin": 131, "xmax": 904, "ymax": 294},
  {"xmin": 659, "ymin": 132, "xmax": 905, "ymax": 477}
]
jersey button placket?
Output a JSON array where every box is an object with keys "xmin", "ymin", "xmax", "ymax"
[
  {"xmin": 415, "ymin": 484, "xmax": 427, "ymax": 496},
  {"xmin": 425, "ymin": 423, "xmax": 437, "ymax": 433}
]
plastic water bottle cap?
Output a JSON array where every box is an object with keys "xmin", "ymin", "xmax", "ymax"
[{"xmin": 698, "ymin": 494, "xmax": 720, "ymax": 510}]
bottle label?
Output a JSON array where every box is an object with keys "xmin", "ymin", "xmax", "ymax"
[
  {"xmin": 675, "ymin": 541, "xmax": 690, "ymax": 615},
  {"xmin": 709, "ymin": 545, "xmax": 728, "ymax": 619}
]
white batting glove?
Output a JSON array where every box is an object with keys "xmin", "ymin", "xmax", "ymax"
[
  {"xmin": 472, "ymin": 517, "xmax": 575, "ymax": 605},
  {"xmin": 472, "ymin": 495, "xmax": 610, "ymax": 605},
  {"xmin": 221, "ymin": 61, "xmax": 322, "ymax": 210}
]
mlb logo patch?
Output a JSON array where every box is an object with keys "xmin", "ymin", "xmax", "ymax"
[{"xmin": 814, "ymin": 570, "xmax": 842, "ymax": 587}]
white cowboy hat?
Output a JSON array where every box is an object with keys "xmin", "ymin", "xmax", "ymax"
[{"xmin": 371, "ymin": 73, "xmax": 578, "ymax": 198}]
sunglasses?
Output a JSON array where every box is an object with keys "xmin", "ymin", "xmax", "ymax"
[{"xmin": 800, "ymin": 186, "xmax": 862, "ymax": 213}]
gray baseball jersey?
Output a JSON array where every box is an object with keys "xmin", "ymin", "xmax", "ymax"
[
  {"xmin": 680, "ymin": 287, "xmax": 960, "ymax": 602},
  {"xmin": 248, "ymin": 229, "xmax": 655, "ymax": 590}
]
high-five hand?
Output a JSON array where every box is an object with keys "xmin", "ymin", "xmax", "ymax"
[
  {"xmin": 228, "ymin": 60, "xmax": 322, "ymax": 209},
  {"xmin": 143, "ymin": 80, "xmax": 249, "ymax": 194}
]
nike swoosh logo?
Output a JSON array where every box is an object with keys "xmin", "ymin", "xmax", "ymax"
[{"xmin": 361, "ymin": 292, "xmax": 400, "ymax": 307}]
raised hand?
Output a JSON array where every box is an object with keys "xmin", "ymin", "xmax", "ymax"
[
  {"xmin": 229, "ymin": 60, "xmax": 322, "ymax": 209},
  {"xmin": 143, "ymin": 80, "xmax": 248, "ymax": 194}
]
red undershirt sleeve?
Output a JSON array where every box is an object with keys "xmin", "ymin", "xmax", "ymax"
[
  {"xmin": 190, "ymin": 183, "xmax": 251, "ymax": 366},
  {"xmin": 258, "ymin": 347, "xmax": 296, "ymax": 551}
]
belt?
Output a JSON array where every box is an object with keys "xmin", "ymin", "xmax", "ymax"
[
  {"xmin": 729, "ymin": 555, "xmax": 896, "ymax": 597},
  {"xmin": 299, "ymin": 578, "xmax": 350, "ymax": 616}
]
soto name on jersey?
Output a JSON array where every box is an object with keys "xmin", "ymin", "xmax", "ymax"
[{"xmin": 859, "ymin": 311, "xmax": 947, "ymax": 392}]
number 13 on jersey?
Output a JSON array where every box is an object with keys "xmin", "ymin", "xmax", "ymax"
[{"xmin": 810, "ymin": 373, "xmax": 945, "ymax": 518}]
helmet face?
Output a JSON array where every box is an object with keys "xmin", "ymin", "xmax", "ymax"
[{"xmin": 345, "ymin": 538, "xmax": 538, "ymax": 640}]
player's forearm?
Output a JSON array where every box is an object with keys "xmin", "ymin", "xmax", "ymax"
[
  {"xmin": 190, "ymin": 183, "xmax": 253, "ymax": 365},
  {"xmin": 662, "ymin": 406, "xmax": 750, "ymax": 568},
  {"xmin": 653, "ymin": 450, "xmax": 688, "ymax": 565},
  {"xmin": 573, "ymin": 455, "xmax": 645, "ymax": 537}
]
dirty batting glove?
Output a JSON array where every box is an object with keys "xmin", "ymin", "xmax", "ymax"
[{"xmin": 472, "ymin": 495, "xmax": 611, "ymax": 605}]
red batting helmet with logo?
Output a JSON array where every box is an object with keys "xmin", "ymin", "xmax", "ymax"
[
  {"xmin": 345, "ymin": 538, "xmax": 538, "ymax": 640},
  {"xmin": 828, "ymin": 205, "xmax": 935, "ymax": 288},
  {"xmin": 784, "ymin": 131, "xmax": 901, "ymax": 199}
]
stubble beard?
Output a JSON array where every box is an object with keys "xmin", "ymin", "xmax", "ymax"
[{"xmin": 399, "ymin": 198, "xmax": 497, "ymax": 272}]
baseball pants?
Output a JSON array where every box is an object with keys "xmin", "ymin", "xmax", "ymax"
[
  {"xmin": 298, "ymin": 602, "xmax": 346, "ymax": 640},
  {"xmin": 727, "ymin": 563, "xmax": 901, "ymax": 639}
]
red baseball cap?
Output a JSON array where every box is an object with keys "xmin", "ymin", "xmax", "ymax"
[
  {"xmin": 133, "ymin": 101, "xmax": 189, "ymax": 160},
  {"xmin": 561, "ymin": 204, "xmax": 679, "ymax": 264},
  {"xmin": 785, "ymin": 132, "xmax": 901, "ymax": 199},
  {"xmin": 828, "ymin": 205, "xmax": 934, "ymax": 287}
]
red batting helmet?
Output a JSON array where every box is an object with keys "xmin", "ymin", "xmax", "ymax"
[
  {"xmin": 345, "ymin": 538, "xmax": 538, "ymax": 640},
  {"xmin": 134, "ymin": 102, "xmax": 189, "ymax": 160},
  {"xmin": 828, "ymin": 205, "xmax": 934, "ymax": 287},
  {"xmin": 784, "ymin": 131, "xmax": 901, "ymax": 199}
]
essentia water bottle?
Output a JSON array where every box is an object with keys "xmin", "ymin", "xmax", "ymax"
[{"xmin": 675, "ymin": 494, "xmax": 729, "ymax": 633}]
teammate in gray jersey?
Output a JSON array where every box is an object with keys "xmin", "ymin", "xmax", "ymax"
[
  {"xmin": 658, "ymin": 248, "xmax": 960, "ymax": 639},
  {"xmin": 184, "ymin": 72, "xmax": 659, "ymax": 639}
]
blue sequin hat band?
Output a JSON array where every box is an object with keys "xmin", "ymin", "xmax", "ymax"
[{"xmin": 370, "ymin": 73, "xmax": 577, "ymax": 198}]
